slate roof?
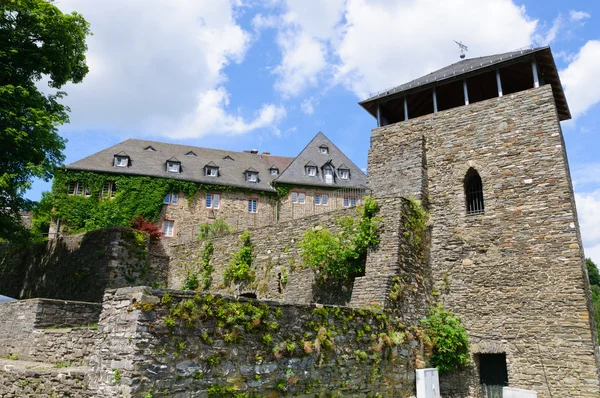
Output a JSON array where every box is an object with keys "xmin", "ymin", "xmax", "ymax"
[
  {"xmin": 360, "ymin": 46, "xmax": 570, "ymax": 121},
  {"xmin": 66, "ymin": 139, "xmax": 295, "ymax": 193},
  {"xmin": 274, "ymin": 132, "xmax": 367, "ymax": 189}
]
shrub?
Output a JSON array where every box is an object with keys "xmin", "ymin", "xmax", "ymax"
[
  {"xmin": 130, "ymin": 215, "xmax": 162, "ymax": 241},
  {"xmin": 223, "ymin": 231, "xmax": 254, "ymax": 285},
  {"xmin": 420, "ymin": 305, "xmax": 471, "ymax": 373},
  {"xmin": 197, "ymin": 218, "xmax": 234, "ymax": 240}
]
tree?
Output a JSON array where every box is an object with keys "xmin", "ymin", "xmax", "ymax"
[
  {"xmin": 587, "ymin": 258, "xmax": 600, "ymax": 338},
  {"xmin": 0, "ymin": 0, "xmax": 90, "ymax": 241}
]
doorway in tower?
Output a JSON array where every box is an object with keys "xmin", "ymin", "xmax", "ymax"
[{"xmin": 479, "ymin": 353, "xmax": 508, "ymax": 397}]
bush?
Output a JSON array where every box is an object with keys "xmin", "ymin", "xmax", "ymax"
[
  {"xmin": 420, "ymin": 305, "xmax": 471, "ymax": 373},
  {"xmin": 223, "ymin": 231, "xmax": 254, "ymax": 285},
  {"xmin": 130, "ymin": 215, "xmax": 162, "ymax": 241},
  {"xmin": 197, "ymin": 218, "xmax": 233, "ymax": 240}
]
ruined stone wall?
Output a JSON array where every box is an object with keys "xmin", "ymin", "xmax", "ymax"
[
  {"xmin": 0, "ymin": 227, "xmax": 168, "ymax": 302},
  {"xmin": 88, "ymin": 287, "xmax": 419, "ymax": 398},
  {"xmin": 160, "ymin": 190, "xmax": 277, "ymax": 245},
  {"xmin": 169, "ymin": 207, "xmax": 356, "ymax": 305},
  {"xmin": 0, "ymin": 298, "xmax": 101, "ymax": 363},
  {"xmin": 369, "ymin": 85, "xmax": 600, "ymax": 397}
]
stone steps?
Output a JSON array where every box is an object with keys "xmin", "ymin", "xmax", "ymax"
[{"xmin": 0, "ymin": 358, "xmax": 91, "ymax": 397}]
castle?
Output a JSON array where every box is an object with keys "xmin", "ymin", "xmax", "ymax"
[{"xmin": 0, "ymin": 46, "xmax": 598, "ymax": 397}]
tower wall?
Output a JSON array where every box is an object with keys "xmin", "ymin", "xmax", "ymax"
[{"xmin": 367, "ymin": 85, "xmax": 600, "ymax": 397}]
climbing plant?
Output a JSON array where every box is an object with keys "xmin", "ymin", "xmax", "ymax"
[
  {"xmin": 300, "ymin": 197, "xmax": 382, "ymax": 280},
  {"xmin": 420, "ymin": 304, "xmax": 471, "ymax": 374},
  {"xmin": 183, "ymin": 241, "xmax": 215, "ymax": 291},
  {"xmin": 223, "ymin": 231, "xmax": 254, "ymax": 285}
]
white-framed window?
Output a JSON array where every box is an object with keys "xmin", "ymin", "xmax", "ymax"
[
  {"xmin": 324, "ymin": 168, "xmax": 333, "ymax": 184},
  {"xmin": 206, "ymin": 193, "xmax": 221, "ymax": 209},
  {"xmin": 291, "ymin": 191, "xmax": 306, "ymax": 204},
  {"xmin": 167, "ymin": 162, "xmax": 180, "ymax": 173},
  {"xmin": 270, "ymin": 168, "xmax": 279, "ymax": 175},
  {"xmin": 114, "ymin": 156, "xmax": 128, "ymax": 167},
  {"xmin": 306, "ymin": 166, "xmax": 317, "ymax": 176},
  {"xmin": 84, "ymin": 186, "xmax": 91, "ymax": 198},
  {"xmin": 101, "ymin": 182, "xmax": 117, "ymax": 199},
  {"xmin": 246, "ymin": 172, "xmax": 258, "ymax": 182},
  {"xmin": 343, "ymin": 196, "xmax": 357, "ymax": 208},
  {"xmin": 163, "ymin": 220, "xmax": 175, "ymax": 237},
  {"xmin": 320, "ymin": 146, "xmax": 329, "ymax": 154},
  {"xmin": 248, "ymin": 199, "xmax": 258, "ymax": 213},
  {"xmin": 339, "ymin": 170, "xmax": 349, "ymax": 180},
  {"xmin": 315, "ymin": 194, "xmax": 329, "ymax": 206},
  {"xmin": 206, "ymin": 167, "xmax": 218, "ymax": 177},
  {"xmin": 75, "ymin": 183, "xmax": 83, "ymax": 196},
  {"xmin": 164, "ymin": 192, "xmax": 178, "ymax": 205}
]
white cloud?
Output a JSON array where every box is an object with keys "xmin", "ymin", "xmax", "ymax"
[
  {"xmin": 561, "ymin": 40, "xmax": 600, "ymax": 120},
  {"xmin": 572, "ymin": 163, "xmax": 600, "ymax": 190},
  {"xmin": 576, "ymin": 190, "xmax": 600, "ymax": 264},
  {"xmin": 51, "ymin": 0, "xmax": 284, "ymax": 138},
  {"xmin": 534, "ymin": 15, "xmax": 563, "ymax": 46},
  {"xmin": 570, "ymin": 10, "xmax": 591, "ymax": 22},
  {"xmin": 300, "ymin": 97, "xmax": 316, "ymax": 114}
]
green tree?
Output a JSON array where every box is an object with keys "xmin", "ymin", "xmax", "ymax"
[
  {"xmin": 587, "ymin": 258, "xmax": 600, "ymax": 338},
  {"xmin": 0, "ymin": 0, "xmax": 90, "ymax": 241}
]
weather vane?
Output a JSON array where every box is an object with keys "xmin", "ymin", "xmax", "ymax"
[{"xmin": 454, "ymin": 40, "xmax": 468, "ymax": 59}]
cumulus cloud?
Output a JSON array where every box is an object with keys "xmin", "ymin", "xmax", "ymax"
[
  {"xmin": 561, "ymin": 40, "xmax": 600, "ymax": 120},
  {"xmin": 51, "ymin": 0, "xmax": 284, "ymax": 138},
  {"xmin": 576, "ymin": 190, "xmax": 600, "ymax": 264}
]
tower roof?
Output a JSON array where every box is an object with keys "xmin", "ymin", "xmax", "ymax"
[{"xmin": 359, "ymin": 46, "xmax": 570, "ymax": 121}]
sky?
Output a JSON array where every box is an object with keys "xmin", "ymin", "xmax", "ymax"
[{"xmin": 28, "ymin": 0, "xmax": 600, "ymax": 263}]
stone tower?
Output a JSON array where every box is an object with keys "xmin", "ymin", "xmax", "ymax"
[{"xmin": 361, "ymin": 47, "xmax": 600, "ymax": 396}]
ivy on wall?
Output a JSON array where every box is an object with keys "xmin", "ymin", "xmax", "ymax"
[{"xmin": 300, "ymin": 197, "xmax": 382, "ymax": 281}]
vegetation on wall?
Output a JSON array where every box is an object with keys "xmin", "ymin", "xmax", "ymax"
[
  {"xmin": 183, "ymin": 241, "xmax": 215, "ymax": 291},
  {"xmin": 223, "ymin": 231, "xmax": 255, "ymax": 286},
  {"xmin": 420, "ymin": 304, "xmax": 471, "ymax": 374},
  {"xmin": 197, "ymin": 218, "xmax": 234, "ymax": 241},
  {"xmin": 300, "ymin": 197, "xmax": 382, "ymax": 280},
  {"xmin": 587, "ymin": 258, "xmax": 600, "ymax": 337}
]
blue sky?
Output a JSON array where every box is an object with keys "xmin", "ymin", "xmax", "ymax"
[{"xmin": 29, "ymin": 0, "xmax": 599, "ymax": 263}]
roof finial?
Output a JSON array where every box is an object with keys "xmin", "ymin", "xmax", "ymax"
[{"xmin": 454, "ymin": 40, "xmax": 468, "ymax": 59}]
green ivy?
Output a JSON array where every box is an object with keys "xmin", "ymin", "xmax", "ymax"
[
  {"xmin": 300, "ymin": 197, "xmax": 382, "ymax": 280},
  {"xmin": 223, "ymin": 231, "xmax": 254, "ymax": 285},
  {"xmin": 420, "ymin": 304, "xmax": 471, "ymax": 374},
  {"xmin": 183, "ymin": 241, "xmax": 215, "ymax": 291}
]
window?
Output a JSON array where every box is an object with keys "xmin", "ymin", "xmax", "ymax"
[
  {"xmin": 206, "ymin": 167, "xmax": 218, "ymax": 177},
  {"xmin": 186, "ymin": 151, "xmax": 197, "ymax": 157},
  {"xmin": 465, "ymin": 168, "xmax": 484, "ymax": 215},
  {"xmin": 144, "ymin": 146, "xmax": 156, "ymax": 151},
  {"xmin": 306, "ymin": 166, "xmax": 317, "ymax": 176},
  {"xmin": 339, "ymin": 170, "xmax": 349, "ymax": 180},
  {"xmin": 343, "ymin": 196, "xmax": 357, "ymax": 208},
  {"xmin": 324, "ymin": 168, "xmax": 333, "ymax": 184},
  {"xmin": 206, "ymin": 193, "xmax": 220, "ymax": 209},
  {"xmin": 75, "ymin": 183, "xmax": 83, "ymax": 196},
  {"xmin": 164, "ymin": 192, "xmax": 178, "ymax": 205},
  {"xmin": 291, "ymin": 191, "xmax": 305, "ymax": 204},
  {"xmin": 315, "ymin": 194, "xmax": 328, "ymax": 206},
  {"xmin": 162, "ymin": 220, "xmax": 175, "ymax": 237},
  {"xmin": 114, "ymin": 156, "xmax": 128, "ymax": 167},
  {"xmin": 246, "ymin": 172, "xmax": 258, "ymax": 182},
  {"xmin": 319, "ymin": 146, "xmax": 329, "ymax": 154},
  {"xmin": 84, "ymin": 186, "xmax": 91, "ymax": 198},
  {"xmin": 270, "ymin": 168, "xmax": 279, "ymax": 175},
  {"xmin": 67, "ymin": 182, "xmax": 88, "ymax": 196},
  {"xmin": 101, "ymin": 182, "xmax": 117, "ymax": 199},
  {"xmin": 167, "ymin": 162, "xmax": 180, "ymax": 173},
  {"xmin": 248, "ymin": 199, "xmax": 258, "ymax": 213},
  {"xmin": 223, "ymin": 155, "xmax": 234, "ymax": 161}
]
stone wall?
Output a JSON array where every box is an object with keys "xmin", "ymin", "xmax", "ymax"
[
  {"xmin": 277, "ymin": 186, "xmax": 367, "ymax": 222},
  {"xmin": 0, "ymin": 358, "xmax": 91, "ymax": 398},
  {"xmin": 0, "ymin": 298, "xmax": 101, "ymax": 364},
  {"xmin": 0, "ymin": 227, "xmax": 168, "ymax": 302},
  {"xmin": 88, "ymin": 287, "xmax": 419, "ymax": 397},
  {"xmin": 369, "ymin": 85, "xmax": 600, "ymax": 396},
  {"xmin": 160, "ymin": 190, "xmax": 278, "ymax": 245}
]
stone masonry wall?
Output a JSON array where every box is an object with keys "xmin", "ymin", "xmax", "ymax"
[
  {"xmin": 169, "ymin": 207, "xmax": 356, "ymax": 305},
  {"xmin": 87, "ymin": 287, "xmax": 419, "ymax": 398},
  {"xmin": 0, "ymin": 298, "xmax": 101, "ymax": 363},
  {"xmin": 369, "ymin": 85, "xmax": 600, "ymax": 397},
  {"xmin": 160, "ymin": 190, "xmax": 277, "ymax": 246},
  {"xmin": 0, "ymin": 227, "xmax": 168, "ymax": 302},
  {"xmin": 277, "ymin": 186, "xmax": 366, "ymax": 222}
]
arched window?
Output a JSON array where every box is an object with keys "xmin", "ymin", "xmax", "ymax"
[{"xmin": 465, "ymin": 168, "xmax": 484, "ymax": 214}]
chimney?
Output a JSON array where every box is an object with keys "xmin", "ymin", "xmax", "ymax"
[
  {"xmin": 250, "ymin": 149, "xmax": 259, "ymax": 154},
  {"xmin": 261, "ymin": 152, "xmax": 270, "ymax": 158}
]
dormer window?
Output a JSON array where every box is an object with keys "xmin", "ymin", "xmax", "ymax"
[
  {"xmin": 144, "ymin": 146, "xmax": 156, "ymax": 152},
  {"xmin": 270, "ymin": 167, "xmax": 279, "ymax": 175},
  {"xmin": 186, "ymin": 151, "xmax": 197, "ymax": 157},
  {"xmin": 223, "ymin": 155, "xmax": 234, "ymax": 161},
  {"xmin": 246, "ymin": 172, "xmax": 258, "ymax": 182},
  {"xmin": 306, "ymin": 166, "xmax": 317, "ymax": 176},
  {"xmin": 167, "ymin": 161, "xmax": 180, "ymax": 173},
  {"xmin": 206, "ymin": 167, "xmax": 218, "ymax": 177},
  {"xmin": 339, "ymin": 169, "xmax": 349, "ymax": 180},
  {"xmin": 114, "ymin": 155, "xmax": 129, "ymax": 167},
  {"xmin": 323, "ymin": 167, "xmax": 333, "ymax": 184},
  {"xmin": 319, "ymin": 145, "xmax": 329, "ymax": 154}
]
